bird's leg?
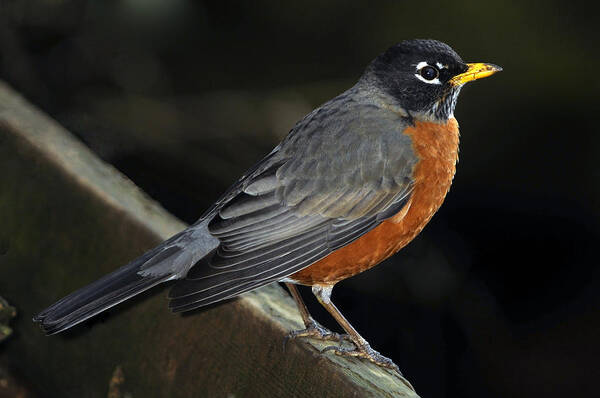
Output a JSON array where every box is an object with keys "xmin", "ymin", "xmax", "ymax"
[
  {"xmin": 311, "ymin": 284, "xmax": 402, "ymax": 374},
  {"xmin": 284, "ymin": 283, "xmax": 349, "ymax": 343}
]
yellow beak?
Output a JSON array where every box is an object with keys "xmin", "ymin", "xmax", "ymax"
[{"xmin": 449, "ymin": 63, "xmax": 502, "ymax": 86}]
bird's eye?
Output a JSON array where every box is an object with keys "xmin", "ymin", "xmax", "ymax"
[{"xmin": 420, "ymin": 65, "xmax": 439, "ymax": 81}]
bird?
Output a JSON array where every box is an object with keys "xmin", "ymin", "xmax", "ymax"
[{"xmin": 33, "ymin": 39, "xmax": 501, "ymax": 372}]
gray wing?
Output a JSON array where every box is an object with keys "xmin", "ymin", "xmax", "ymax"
[{"xmin": 169, "ymin": 91, "xmax": 417, "ymax": 311}]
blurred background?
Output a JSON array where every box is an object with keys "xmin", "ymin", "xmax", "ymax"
[{"xmin": 1, "ymin": 0, "xmax": 599, "ymax": 397}]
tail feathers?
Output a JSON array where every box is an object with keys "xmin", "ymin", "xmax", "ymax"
[
  {"xmin": 33, "ymin": 257, "xmax": 173, "ymax": 335},
  {"xmin": 33, "ymin": 221, "xmax": 220, "ymax": 335}
]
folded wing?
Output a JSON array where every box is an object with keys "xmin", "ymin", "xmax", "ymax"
[{"xmin": 169, "ymin": 93, "xmax": 417, "ymax": 311}]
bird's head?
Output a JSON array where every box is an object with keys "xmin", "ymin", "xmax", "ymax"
[{"xmin": 365, "ymin": 39, "xmax": 501, "ymax": 122}]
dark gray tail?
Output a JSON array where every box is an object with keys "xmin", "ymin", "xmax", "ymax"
[
  {"xmin": 33, "ymin": 221, "xmax": 219, "ymax": 335},
  {"xmin": 33, "ymin": 258, "xmax": 172, "ymax": 335}
]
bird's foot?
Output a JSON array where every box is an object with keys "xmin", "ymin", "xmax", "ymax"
[
  {"xmin": 284, "ymin": 319, "xmax": 351, "ymax": 351},
  {"xmin": 322, "ymin": 342, "xmax": 402, "ymax": 375},
  {"xmin": 287, "ymin": 318, "xmax": 349, "ymax": 342}
]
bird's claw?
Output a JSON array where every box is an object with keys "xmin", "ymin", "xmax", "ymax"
[
  {"xmin": 283, "ymin": 319, "xmax": 352, "ymax": 352},
  {"xmin": 287, "ymin": 320, "xmax": 350, "ymax": 342},
  {"xmin": 321, "ymin": 342, "xmax": 402, "ymax": 375}
]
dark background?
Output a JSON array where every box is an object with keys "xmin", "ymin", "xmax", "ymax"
[{"xmin": 1, "ymin": 1, "xmax": 599, "ymax": 397}]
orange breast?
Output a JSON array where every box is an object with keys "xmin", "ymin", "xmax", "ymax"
[{"xmin": 289, "ymin": 117, "xmax": 460, "ymax": 286}]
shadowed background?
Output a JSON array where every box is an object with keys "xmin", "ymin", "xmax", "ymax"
[{"xmin": 1, "ymin": 1, "xmax": 598, "ymax": 397}]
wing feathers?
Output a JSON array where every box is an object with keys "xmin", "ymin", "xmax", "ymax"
[
  {"xmin": 169, "ymin": 245, "xmax": 329, "ymax": 312},
  {"xmin": 219, "ymin": 193, "xmax": 279, "ymax": 219},
  {"xmin": 169, "ymin": 92, "xmax": 418, "ymax": 312},
  {"xmin": 208, "ymin": 204, "xmax": 287, "ymax": 235}
]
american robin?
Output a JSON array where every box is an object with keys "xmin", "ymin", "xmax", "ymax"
[{"xmin": 34, "ymin": 39, "xmax": 500, "ymax": 372}]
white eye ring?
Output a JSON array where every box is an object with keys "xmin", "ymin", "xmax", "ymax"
[{"xmin": 414, "ymin": 61, "xmax": 441, "ymax": 85}]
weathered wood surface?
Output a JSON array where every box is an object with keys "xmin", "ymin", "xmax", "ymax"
[{"xmin": 0, "ymin": 80, "xmax": 418, "ymax": 397}]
